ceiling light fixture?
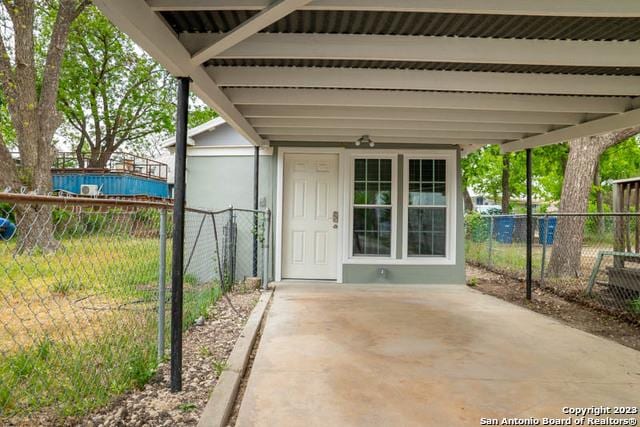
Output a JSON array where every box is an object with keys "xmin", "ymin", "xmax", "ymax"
[{"xmin": 357, "ymin": 135, "xmax": 372, "ymax": 147}]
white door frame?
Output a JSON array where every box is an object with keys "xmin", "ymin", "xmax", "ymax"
[{"xmin": 275, "ymin": 146, "xmax": 345, "ymax": 283}]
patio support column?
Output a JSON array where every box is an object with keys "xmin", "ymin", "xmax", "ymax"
[
  {"xmin": 253, "ymin": 145, "xmax": 259, "ymax": 277},
  {"xmin": 526, "ymin": 148, "xmax": 533, "ymax": 301},
  {"xmin": 171, "ymin": 76, "xmax": 190, "ymax": 392}
]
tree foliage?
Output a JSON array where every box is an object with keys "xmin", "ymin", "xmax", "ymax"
[{"xmin": 58, "ymin": 6, "xmax": 174, "ymax": 167}]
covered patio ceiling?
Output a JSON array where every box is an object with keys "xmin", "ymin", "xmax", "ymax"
[{"xmin": 96, "ymin": 0, "xmax": 640, "ymax": 153}]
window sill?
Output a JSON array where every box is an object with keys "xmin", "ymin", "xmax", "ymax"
[{"xmin": 343, "ymin": 257, "xmax": 456, "ymax": 266}]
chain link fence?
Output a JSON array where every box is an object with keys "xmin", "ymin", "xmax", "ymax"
[
  {"xmin": 465, "ymin": 212, "xmax": 640, "ymax": 320},
  {"xmin": 0, "ymin": 193, "xmax": 269, "ymax": 422}
]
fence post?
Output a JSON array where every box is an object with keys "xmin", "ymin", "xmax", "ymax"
[
  {"xmin": 488, "ymin": 216, "xmax": 494, "ymax": 268},
  {"xmin": 525, "ymin": 148, "xmax": 533, "ymax": 301},
  {"xmin": 157, "ymin": 209, "xmax": 167, "ymax": 362},
  {"xmin": 262, "ymin": 208, "xmax": 271, "ymax": 290},
  {"xmin": 540, "ymin": 214, "xmax": 548, "ymax": 284}
]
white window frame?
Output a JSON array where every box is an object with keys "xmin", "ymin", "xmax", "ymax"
[
  {"xmin": 345, "ymin": 151, "xmax": 397, "ymax": 263},
  {"xmin": 402, "ymin": 150, "xmax": 457, "ymax": 265}
]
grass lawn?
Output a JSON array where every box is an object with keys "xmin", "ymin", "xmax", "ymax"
[{"xmin": 0, "ymin": 234, "xmax": 221, "ymax": 419}]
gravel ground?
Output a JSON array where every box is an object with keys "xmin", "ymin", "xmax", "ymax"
[
  {"xmin": 70, "ymin": 288, "xmax": 261, "ymax": 427},
  {"xmin": 467, "ymin": 264, "xmax": 640, "ymax": 351}
]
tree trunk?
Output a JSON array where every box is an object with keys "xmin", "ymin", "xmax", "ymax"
[
  {"xmin": 463, "ymin": 186, "xmax": 474, "ymax": 213},
  {"xmin": 593, "ymin": 162, "xmax": 604, "ymax": 234},
  {"xmin": 501, "ymin": 153, "xmax": 510, "ymax": 214},
  {"xmin": 15, "ymin": 204, "xmax": 58, "ymax": 254},
  {"xmin": 548, "ymin": 127, "xmax": 640, "ymax": 278}
]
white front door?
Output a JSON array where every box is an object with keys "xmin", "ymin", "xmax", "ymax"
[{"xmin": 282, "ymin": 153, "xmax": 339, "ymax": 280}]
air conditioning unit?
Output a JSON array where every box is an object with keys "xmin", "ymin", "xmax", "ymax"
[{"xmin": 80, "ymin": 184, "xmax": 100, "ymax": 196}]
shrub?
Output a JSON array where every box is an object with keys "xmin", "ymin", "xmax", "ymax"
[{"xmin": 465, "ymin": 211, "xmax": 490, "ymax": 242}]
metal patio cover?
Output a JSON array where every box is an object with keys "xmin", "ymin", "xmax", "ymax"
[{"xmin": 95, "ymin": 1, "xmax": 640, "ymax": 153}]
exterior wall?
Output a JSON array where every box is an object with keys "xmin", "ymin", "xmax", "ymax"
[
  {"xmin": 272, "ymin": 143, "xmax": 465, "ymax": 285},
  {"xmin": 185, "ymin": 155, "xmax": 273, "ymax": 211},
  {"xmin": 191, "ymin": 123, "xmax": 253, "ymax": 147}
]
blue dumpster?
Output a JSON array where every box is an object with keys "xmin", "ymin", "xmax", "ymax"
[
  {"xmin": 494, "ymin": 216, "xmax": 515, "ymax": 244},
  {"xmin": 0, "ymin": 217, "xmax": 16, "ymax": 241},
  {"xmin": 538, "ymin": 216, "xmax": 557, "ymax": 245}
]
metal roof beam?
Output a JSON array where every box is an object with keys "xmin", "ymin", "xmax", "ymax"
[
  {"xmin": 209, "ymin": 66, "xmax": 640, "ymax": 96},
  {"xmin": 225, "ymin": 88, "xmax": 632, "ymax": 113},
  {"xmin": 265, "ymin": 134, "xmax": 502, "ymax": 145},
  {"xmin": 238, "ymin": 105, "xmax": 585, "ymax": 125},
  {"xmin": 501, "ymin": 107, "xmax": 640, "ymax": 152},
  {"xmin": 255, "ymin": 127, "xmax": 525, "ymax": 140},
  {"xmin": 182, "ymin": 33, "xmax": 640, "ymax": 68},
  {"xmin": 190, "ymin": 0, "xmax": 311, "ymax": 65},
  {"xmin": 147, "ymin": 0, "xmax": 640, "ymax": 17},
  {"xmin": 248, "ymin": 118, "xmax": 551, "ymax": 133}
]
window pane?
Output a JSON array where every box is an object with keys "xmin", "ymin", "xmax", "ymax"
[
  {"xmin": 353, "ymin": 208, "xmax": 365, "ymax": 231},
  {"xmin": 379, "ymin": 182, "xmax": 391, "ymax": 205},
  {"xmin": 407, "ymin": 232, "xmax": 420, "ymax": 256},
  {"xmin": 366, "ymin": 182, "xmax": 379, "ymax": 205},
  {"xmin": 433, "ymin": 208, "xmax": 446, "ymax": 232},
  {"xmin": 380, "ymin": 159, "xmax": 392, "ymax": 181},
  {"xmin": 409, "ymin": 159, "xmax": 420, "ymax": 182},
  {"xmin": 353, "ymin": 232, "xmax": 365, "ymax": 255},
  {"xmin": 365, "ymin": 208, "xmax": 377, "ymax": 231},
  {"xmin": 409, "ymin": 183, "xmax": 421, "ymax": 206},
  {"xmin": 408, "ymin": 208, "xmax": 421, "ymax": 230},
  {"xmin": 367, "ymin": 159, "xmax": 379, "ymax": 181},
  {"xmin": 421, "ymin": 159, "xmax": 433, "ymax": 182},
  {"xmin": 354, "ymin": 159, "xmax": 366, "ymax": 180},
  {"xmin": 433, "ymin": 182, "xmax": 446, "ymax": 205},
  {"xmin": 377, "ymin": 207, "xmax": 391, "ymax": 232},
  {"xmin": 354, "ymin": 182, "xmax": 366, "ymax": 204},
  {"xmin": 352, "ymin": 207, "xmax": 391, "ymax": 256},
  {"xmin": 407, "ymin": 207, "xmax": 446, "ymax": 256},
  {"xmin": 434, "ymin": 159, "xmax": 446, "ymax": 181},
  {"xmin": 378, "ymin": 232, "xmax": 391, "ymax": 255},
  {"xmin": 421, "ymin": 182, "xmax": 434, "ymax": 205},
  {"xmin": 433, "ymin": 232, "xmax": 446, "ymax": 256}
]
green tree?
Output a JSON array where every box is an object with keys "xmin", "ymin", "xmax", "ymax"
[
  {"xmin": 0, "ymin": 0, "xmax": 89, "ymax": 251},
  {"xmin": 58, "ymin": 6, "xmax": 174, "ymax": 167}
]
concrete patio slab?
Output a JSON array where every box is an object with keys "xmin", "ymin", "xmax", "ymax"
[{"xmin": 235, "ymin": 283, "xmax": 640, "ymax": 427}]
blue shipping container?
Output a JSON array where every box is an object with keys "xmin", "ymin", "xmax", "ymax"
[
  {"xmin": 53, "ymin": 173, "xmax": 169, "ymax": 198},
  {"xmin": 494, "ymin": 216, "xmax": 515, "ymax": 244},
  {"xmin": 538, "ymin": 216, "xmax": 557, "ymax": 245}
]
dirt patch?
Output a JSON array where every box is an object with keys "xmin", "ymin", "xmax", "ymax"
[
  {"xmin": 466, "ymin": 264, "xmax": 640, "ymax": 351},
  {"xmin": 60, "ymin": 288, "xmax": 261, "ymax": 427}
]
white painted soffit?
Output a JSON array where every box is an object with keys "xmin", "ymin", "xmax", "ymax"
[{"xmin": 98, "ymin": 0, "xmax": 640, "ymax": 153}]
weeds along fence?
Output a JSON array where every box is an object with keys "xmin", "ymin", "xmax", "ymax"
[
  {"xmin": 0, "ymin": 192, "xmax": 269, "ymax": 421},
  {"xmin": 465, "ymin": 212, "xmax": 640, "ymax": 320}
]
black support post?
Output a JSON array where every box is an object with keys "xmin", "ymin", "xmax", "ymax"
[
  {"xmin": 170, "ymin": 77, "xmax": 189, "ymax": 392},
  {"xmin": 526, "ymin": 148, "xmax": 533, "ymax": 301},
  {"xmin": 252, "ymin": 145, "xmax": 259, "ymax": 277}
]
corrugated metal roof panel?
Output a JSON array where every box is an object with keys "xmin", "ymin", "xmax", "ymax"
[
  {"xmin": 205, "ymin": 59, "xmax": 640, "ymax": 76},
  {"xmin": 160, "ymin": 10, "xmax": 640, "ymax": 41}
]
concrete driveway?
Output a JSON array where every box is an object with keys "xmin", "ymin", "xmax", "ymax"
[{"xmin": 235, "ymin": 283, "xmax": 640, "ymax": 427}]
